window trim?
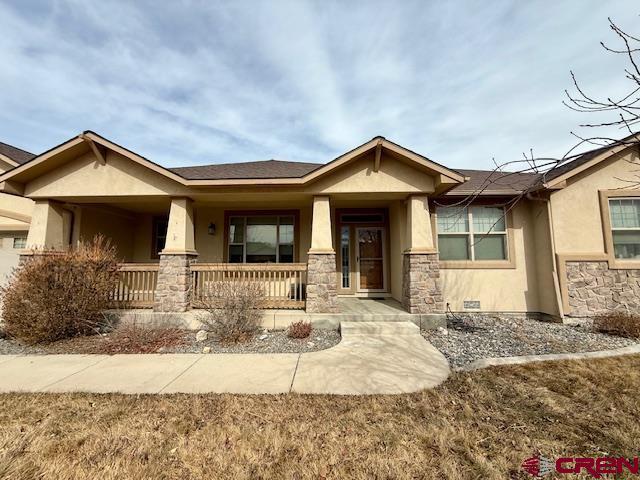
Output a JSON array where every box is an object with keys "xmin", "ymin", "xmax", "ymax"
[
  {"xmin": 433, "ymin": 203, "xmax": 516, "ymax": 269},
  {"xmin": 599, "ymin": 190, "xmax": 640, "ymax": 268},
  {"xmin": 223, "ymin": 210, "xmax": 300, "ymax": 263}
]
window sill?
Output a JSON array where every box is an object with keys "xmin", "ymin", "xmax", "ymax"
[
  {"xmin": 440, "ymin": 259, "xmax": 515, "ymax": 269},
  {"xmin": 609, "ymin": 258, "xmax": 640, "ymax": 270}
]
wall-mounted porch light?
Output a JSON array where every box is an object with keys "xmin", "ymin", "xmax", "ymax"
[{"xmin": 208, "ymin": 222, "xmax": 216, "ymax": 235}]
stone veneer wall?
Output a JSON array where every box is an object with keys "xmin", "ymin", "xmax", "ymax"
[
  {"xmin": 402, "ymin": 253, "xmax": 443, "ymax": 314},
  {"xmin": 154, "ymin": 253, "xmax": 197, "ymax": 312},
  {"xmin": 306, "ymin": 253, "xmax": 339, "ymax": 313},
  {"xmin": 566, "ymin": 261, "xmax": 640, "ymax": 317}
]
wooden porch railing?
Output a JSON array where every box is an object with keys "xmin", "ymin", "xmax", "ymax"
[
  {"xmin": 191, "ymin": 263, "xmax": 307, "ymax": 309},
  {"xmin": 111, "ymin": 263, "xmax": 159, "ymax": 308}
]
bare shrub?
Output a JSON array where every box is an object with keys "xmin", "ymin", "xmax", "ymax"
[
  {"xmin": 1, "ymin": 236, "xmax": 119, "ymax": 344},
  {"xmin": 45, "ymin": 325, "xmax": 188, "ymax": 354},
  {"xmin": 198, "ymin": 281, "xmax": 264, "ymax": 343},
  {"xmin": 288, "ymin": 320, "xmax": 312, "ymax": 339},
  {"xmin": 593, "ymin": 312, "xmax": 640, "ymax": 339}
]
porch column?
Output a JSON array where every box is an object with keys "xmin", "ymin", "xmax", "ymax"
[
  {"xmin": 306, "ymin": 196, "xmax": 339, "ymax": 313},
  {"xmin": 402, "ymin": 195, "xmax": 443, "ymax": 314},
  {"xmin": 24, "ymin": 199, "xmax": 69, "ymax": 251},
  {"xmin": 154, "ymin": 197, "xmax": 198, "ymax": 312}
]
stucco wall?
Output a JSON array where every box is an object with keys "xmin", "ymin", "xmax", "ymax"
[
  {"xmin": 77, "ymin": 206, "xmax": 136, "ymax": 261},
  {"xmin": 549, "ymin": 147, "xmax": 640, "ymax": 316},
  {"xmin": 389, "ymin": 200, "xmax": 405, "ymax": 301},
  {"xmin": 530, "ymin": 200, "xmax": 560, "ymax": 316},
  {"xmin": 25, "ymin": 151, "xmax": 192, "ymax": 198},
  {"xmin": 439, "ymin": 200, "xmax": 547, "ymax": 313},
  {"xmin": 308, "ymin": 152, "xmax": 435, "ymax": 194},
  {"xmin": 550, "ymin": 148, "xmax": 640, "ymax": 254}
]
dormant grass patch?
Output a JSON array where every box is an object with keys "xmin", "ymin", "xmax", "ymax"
[{"xmin": 0, "ymin": 354, "xmax": 638, "ymax": 479}]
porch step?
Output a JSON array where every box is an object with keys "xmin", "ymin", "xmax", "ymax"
[{"xmin": 340, "ymin": 321, "xmax": 420, "ymax": 337}]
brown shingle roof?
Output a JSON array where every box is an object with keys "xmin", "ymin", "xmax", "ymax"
[
  {"xmin": 0, "ymin": 141, "xmax": 36, "ymax": 165},
  {"xmin": 542, "ymin": 136, "xmax": 640, "ymax": 183},
  {"xmin": 169, "ymin": 159, "xmax": 323, "ymax": 180},
  {"xmin": 444, "ymin": 169, "xmax": 541, "ymax": 196}
]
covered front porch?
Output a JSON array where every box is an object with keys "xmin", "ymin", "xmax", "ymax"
[
  {"xmin": 25, "ymin": 192, "xmax": 442, "ymax": 315},
  {"xmin": 9, "ymin": 132, "xmax": 464, "ymax": 317}
]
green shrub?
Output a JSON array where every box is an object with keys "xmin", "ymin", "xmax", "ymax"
[
  {"xmin": 593, "ymin": 312, "xmax": 640, "ymax": 339},
  {"xmin": 1, "ymin": 236, "xmax": 119, "ymax": 344}
]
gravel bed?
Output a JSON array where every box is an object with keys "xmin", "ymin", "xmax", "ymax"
[
  {"xmin": 172, "ymin": 329, "xmax": 341, "ymax": 354},
  {"xmin": 422, "ymin": 314, "xmax": 638, "ymax": 369},
  {"xmin": 0, "ymin": 329, "xmax": 341, "ymax": 356},
  {"xmin": 0, "ymin": 337, "xmax": 47, "ymax": 355}
]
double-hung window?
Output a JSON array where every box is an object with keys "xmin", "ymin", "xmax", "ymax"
[
  {"xmin": 436, "ymin": 206, "xmax": 508, "ymax": 261},
  {"xmin": 228, "ymin": 215, "xmax": 295, "ymax": 263},
  {"xmin": 609, "ymin": 198, "xmax": 640, "ymax": 259}
]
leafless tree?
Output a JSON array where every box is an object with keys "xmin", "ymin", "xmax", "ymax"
[{"xmin": 436, "ymin": 16, "xmax": 640, "ymax": 228}]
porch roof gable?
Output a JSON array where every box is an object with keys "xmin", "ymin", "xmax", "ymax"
[{"xmin": 0, "ymin": 131, "xmax": 467, "ymax": 194}]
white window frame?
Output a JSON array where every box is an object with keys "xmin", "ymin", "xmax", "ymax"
[
  {"xmin": 436, "ymin": 206, "xmax": 509, "ymax": 261},
  {"xmin": 608, "ymin": 197, "xmax": 640, "ymax": 260},
  {"xmin": 228, "ymin": 215, "xmax": 295, "ymax": 263}
]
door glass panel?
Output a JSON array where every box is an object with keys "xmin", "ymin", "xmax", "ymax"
[
  {"xmin": 358, "ymin": 228, "xmax": 384, "ymax": 290},
  {"xmin": 358, "ymin": 229, "xmax": 383, "ymax": 258},
  {"xmin": 359, "ymin": 260, "xmax": 384, "ymax": 290},
  {"xmin": 341, "ymin": 226, "xmax": 350, "ymax": 288}
]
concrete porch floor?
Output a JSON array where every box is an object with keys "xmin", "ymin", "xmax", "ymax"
[{"xmin": 268, "ymin": 297, "xmax": 446, "ymax": 330}]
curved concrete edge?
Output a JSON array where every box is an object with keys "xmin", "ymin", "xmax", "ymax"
[
  {"xmin": 460, "ymin": 343, "xmax": 640, "ymax": 372},
  {"xmin": 292, "ymin": 333, "xmax": 451, "ymax": 395}
]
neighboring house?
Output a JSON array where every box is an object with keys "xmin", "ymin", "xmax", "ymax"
[
  {"xmin": 0, "ymin": 142, "xmax": 35, "ymax": 281},
  {"xmin": 0, "ymin": 130, "xmax": 638, "ymax": 320}
]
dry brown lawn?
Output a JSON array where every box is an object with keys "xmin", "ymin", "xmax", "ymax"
[{"xmin": 1, "ymin": 355, "xmax": 639, "ymax": 480}]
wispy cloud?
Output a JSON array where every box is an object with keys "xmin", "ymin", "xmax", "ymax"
[{"xmin": 0, "ymin": 0, "xmax": 637, "ymax": 168}]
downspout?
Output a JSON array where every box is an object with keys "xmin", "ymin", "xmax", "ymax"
[{"xmin": 526, "ymin": 192, "xmax": 565, "ymax": 320}]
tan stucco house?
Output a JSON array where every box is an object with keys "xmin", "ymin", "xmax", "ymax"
[
  {"xmin": 1, "ymin": 131, "xmax": 639, "ymax": 321},
  {"xmin": 0, "ymin": 141, "xmax": 34, "ymax": 252}
]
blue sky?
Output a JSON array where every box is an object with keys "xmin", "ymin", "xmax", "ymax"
[{"xmin": 0, "ymin": 1, "xmax": 637, "ymax": 169}]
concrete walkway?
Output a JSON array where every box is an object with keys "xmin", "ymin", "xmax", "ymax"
[{"xmin": 0, "ymin": 322, "xmax": 450, "ymax": 395}]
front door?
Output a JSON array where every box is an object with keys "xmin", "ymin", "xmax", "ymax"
[{"xmin": 356, "ymin": 227, "xmax": 385, "ymax": 292}]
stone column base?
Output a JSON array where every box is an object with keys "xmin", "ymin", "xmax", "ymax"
[
  {"xmin": 306, "ymin": 252, "xmax": 339, "ymax": 313},
  {"xmin": 154, "ymin": 253, "xmax": 197, "ymax": 312},
  {"xmin": 402, "ymin": 252, "xmax": 443, "ymax": 314}
]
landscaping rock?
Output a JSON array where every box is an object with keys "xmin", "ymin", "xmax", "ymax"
[
  {"xmin": 202, "ymin": 346, "xmax": 211, "ymax": 354},
  {"xmin": 423, "ymin": 313, "xmax": 638, "ymax": 369},
  {"xmin": 259, "ymin": 334, "xmax": 268, "ymax": 340},
  {"xmin": 195, "ymin": 330, "xmax": 208, "ymax": 342}
]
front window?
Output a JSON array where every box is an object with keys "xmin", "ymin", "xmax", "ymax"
[
  {"xmin": 609, "ymin": 198, "xmax": 640, "ymax": 259},
  {"xmin": 436, "ymin": 206, "xmax": 507, "ymax": 261},
  {"xmin": 152, "ymin": 217, "xmax": 168, "ymax": 258},
  {"xmin": 12, "ymin": 237, "xmax": 26, "ymax": 249},
  {"xmin": 228, "ymin": 215, "xmax": 295, "ymax": 263}
]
